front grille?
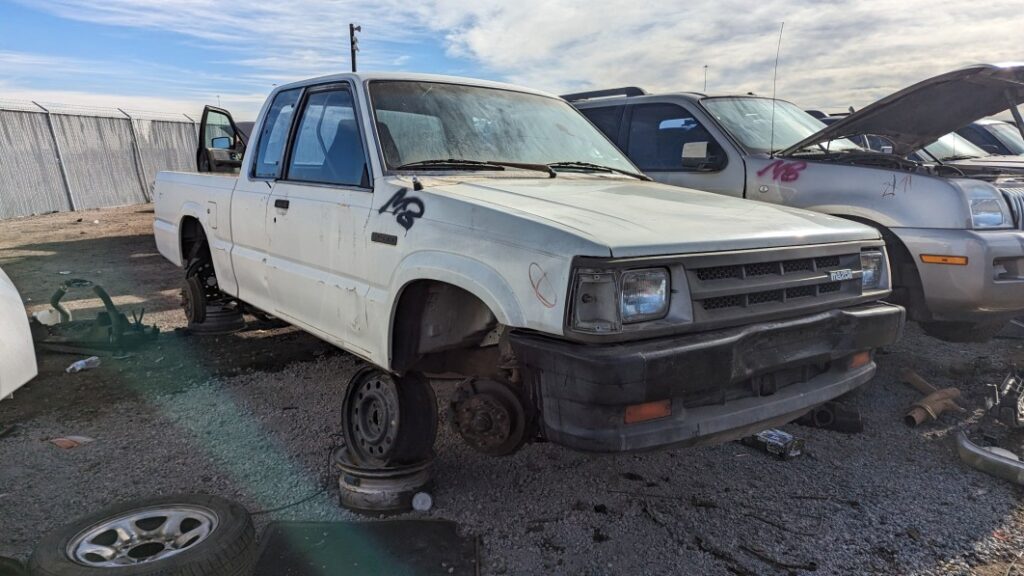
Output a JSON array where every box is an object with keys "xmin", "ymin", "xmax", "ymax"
[
  {"xmin": 1001, "ymin": 187, "xmax": 1024, "ymax": 229},
  {"xmin": 687, "ymin": 249, "xmax": 863, "ymax": 322},
  {"xmin": 815, "ymin": 256, "xmax": 841, "ymax": 268},
  {"xmin": 695, "ymin": 266, "xmax": 742, "ymax": 281}
]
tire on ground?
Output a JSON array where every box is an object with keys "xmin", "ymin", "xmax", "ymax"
[{"xmin": 28, "ymin": 494, "xmax": 256, "ymax": 576}]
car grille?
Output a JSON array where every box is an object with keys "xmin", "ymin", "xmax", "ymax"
[
  {"xmin": 1001, "ymin": 187, "xmax": 1024, "ymax": 229},
  {"xmin": 686, "ymin": 249, "xmax": 863, "ymax": 324}
]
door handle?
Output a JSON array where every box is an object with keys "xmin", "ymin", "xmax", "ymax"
[{"xmin": 274, "ymin": 199, "xmax": 290, "ymax": 210}]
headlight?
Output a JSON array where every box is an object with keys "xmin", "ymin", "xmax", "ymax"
[
  {"xmin": 965, "ymin": 184, "xmax": 1012, "ymax": 229},
  {"xmin": 860, "ymin": 250, "xmax": 884, "ymax": 291},
  {"xmin": 571, "ymin": 267, "xmax": 670, "ymax": 332},
  {"xmin": 621, "ymin": 268, "xmax": 669, "ymax": 323},
  {"xmin": 572, "ymin": 271, "xmax": 620, "ymax": 333}
]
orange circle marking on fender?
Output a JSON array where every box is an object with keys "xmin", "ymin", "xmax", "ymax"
[{"xmin": 529, "ymin": 262, "xmax": 557, "ymax": 309}]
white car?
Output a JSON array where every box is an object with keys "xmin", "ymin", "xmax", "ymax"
[{"xmin": 0, "ymin": 266, "xmax": 37, "ymax": 398}]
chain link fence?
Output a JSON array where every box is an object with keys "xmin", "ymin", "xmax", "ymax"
[{"xmin": 0, "ymin": 99, "xmax": 199, "ymax": 220}]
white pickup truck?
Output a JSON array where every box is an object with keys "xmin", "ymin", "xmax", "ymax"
[{"xmin": 154, "ymin": 72, "xmax": 903, "ymax": 464}]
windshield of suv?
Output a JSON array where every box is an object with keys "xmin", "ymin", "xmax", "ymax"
[
  {"xmin": 368, "ymin": 81, "xmax": 638, "ymax": 173},
  {"xmin": 702, "ymin": 97, "xmax": 862, "ymax": 154},
  {"xmin": 922, "ymin": 132, "xmax": 989, "ymax": 161},
  {"xmin": 987, "ymin": 122, "xmax": 1024, "ymax": 155}
]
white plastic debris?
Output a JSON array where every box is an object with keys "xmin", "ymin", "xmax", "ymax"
[
  {"xmin": 66, "ymin": 356, "xmax": 101, "ymax": 374},
  {"xmin": 412, "ymin": 492, "xmax": 433, "ymax": 511},
  {"xmin": 32, "ymin": 309, "xmax": 60, "ymax": 326}
]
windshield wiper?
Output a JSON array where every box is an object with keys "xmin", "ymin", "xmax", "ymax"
[
  {"xmin": 396, "ymin": 159, "xmax": 555, "ymax": 177},
  {"xmin": 546, "ymin": 161, "xmax": 651, "ymax": 181},
  {"xmin": 941, "ymin": 155, "xmax": 982, "ymax": 162}
]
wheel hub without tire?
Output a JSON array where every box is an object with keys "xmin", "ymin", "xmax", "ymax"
[
  {"xmin": 351, "ymin": 374, "xmax": 401, "ymax": 461},
  {"xmin": 66, "ymin": 505, "xmax": 218, "ymax": 567},
  {"xmin": 341, "ymin": 368, "xmax": 438, "ymax": 468},
  {"xmin": 450, "ymin": 378, "xmax": 526, "ymax": 456}
]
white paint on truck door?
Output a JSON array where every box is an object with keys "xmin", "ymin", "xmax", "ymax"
[
  {"xmin": 265, "ymin": 85, "xmax": 374, "ymax": 357},
  {"xmin": 229, "ymin": 88, "xmax": 302, "ymax": 313}
]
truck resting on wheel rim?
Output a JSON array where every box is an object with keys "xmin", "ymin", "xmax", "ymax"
[{"xmin": 153, "ymin": 72, "xmax": 903, "ymax": 461}]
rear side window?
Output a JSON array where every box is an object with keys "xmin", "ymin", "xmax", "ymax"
[
  {"xmin": 627, "ymin": 103, "xmax": 723, "ymax": 171},
  {"xmin": 579, "ymin": 106, "xmax": 624, "ymax": 143},
  {"xmin": 253, "ymin": 88, "xmax": 301, "ymax": 179},
  {"xmin": 287, "ymin": 88, "xmax": 367, "ymax": 187}
]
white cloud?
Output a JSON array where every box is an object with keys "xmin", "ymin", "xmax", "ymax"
[
  {"xmin": 413, "ymin": 0, "xmax": 1024, "ymax": 110},
  {"xmin": 6, "ymin": 0, "xmax": 1024, "ymax": 117},
  {"xmin": 0, "ymin": 50, "xmax": 271, "ymax": 117}
]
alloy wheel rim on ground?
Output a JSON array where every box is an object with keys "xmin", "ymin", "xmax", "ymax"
[{"xmin": 66, "ymin": 505, "xmax": 219, "ymax": 567}]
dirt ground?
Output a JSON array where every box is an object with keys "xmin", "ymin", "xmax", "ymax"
[{"xmin": 3, "ymin": 205, "xmax": 1024, "ymax": 575}]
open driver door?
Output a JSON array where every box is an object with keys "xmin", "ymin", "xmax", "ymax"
[{"xmin": 197, "ymin": 105, "xmax": 247, "ymax": 173}]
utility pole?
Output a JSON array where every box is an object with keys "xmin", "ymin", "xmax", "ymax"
[
  {"xmin": 350, "ymin": 23, "xmax": 361, "ymax": 72},
  {"xmin": 703, "ymin": 65, "xmax": 708, "ymax": 92}
]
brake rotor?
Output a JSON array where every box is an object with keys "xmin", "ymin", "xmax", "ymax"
[{"xmin": 449, "ymin": 378, "xmax": 526, "ymax": 456}]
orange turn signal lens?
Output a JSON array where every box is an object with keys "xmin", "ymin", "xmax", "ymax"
[
  {"xmin": 625, "ymin": 399, "xmax": 672, "ymax": 424},
  {"xmin": 920, "ymin": 254, "xmax": 968, "ymax": 265},
  {"xmin": 848, "ymin": 351, "xmax": 872, "ymax": 370}
]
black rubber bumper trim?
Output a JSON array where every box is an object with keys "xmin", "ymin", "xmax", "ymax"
[{"xmin": 511, "ymin": 302, "xmax": 905, "ymax": 452}]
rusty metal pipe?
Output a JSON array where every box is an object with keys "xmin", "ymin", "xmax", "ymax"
[
  {"xmin": 905, "ymin": 387, "xmax": 965, "ymax": 426},
  {"xmin": 900, "ymin": 368, "xmax": 939, "ymax": 395},
  {"xmin": 956, "ymin": 431, "xmax": 1024, "ymax": 485}
]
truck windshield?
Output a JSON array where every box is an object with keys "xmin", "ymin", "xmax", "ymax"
[
  {"xmin": 702, "ymin": 97, "xmax": 861, "ymax": 154},
  {"xmin": 922, "ymin": 132, "xmax": 989, "ymax": 161},
  {"xmin": 368, "ymin": 81, "xmax": 637, "ymax": 174}
]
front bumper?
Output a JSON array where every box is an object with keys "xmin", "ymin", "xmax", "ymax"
[
  {"xmin": 511, "ymin": 302, "xmax": 904, "ymax": 452},
  {"xmin": 892, "ymin": 227, "xmax": 1024, "ymax": 322}
]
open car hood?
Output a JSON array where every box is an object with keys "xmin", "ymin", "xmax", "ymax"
[{"xmin": 782, "ymin": 63, "xmax": 1024, "ymax": 157}]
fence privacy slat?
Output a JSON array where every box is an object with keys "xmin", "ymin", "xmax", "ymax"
[
  {"xmin": 0, "ymin": 110, "xmax": 72, "ymax": 219},
  {"xmin": 0, "ymin": 104, "xmax": 196, "ymax": 220}
]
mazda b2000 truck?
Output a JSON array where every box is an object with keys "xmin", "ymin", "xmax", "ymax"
[
  {"xmin": 570, "ymin": 63, "xmax": 1024, "ymax": 342},
  {"xmin": 154, "ymin": 72, "xmax": 903, "ymax": 465}
]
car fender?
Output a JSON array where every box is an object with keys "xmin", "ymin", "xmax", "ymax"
[{"xmin": 0, "ymin": 267, "xmax": 37, "ymax": 398}]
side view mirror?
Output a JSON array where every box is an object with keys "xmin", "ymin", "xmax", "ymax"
[
  {"xmin": 211, "ymin": 136, "xmax": 233, "ymax": 150},
  {"xmin": 681, "ymin": 141, "xmax": 725, "ymax": 171}
]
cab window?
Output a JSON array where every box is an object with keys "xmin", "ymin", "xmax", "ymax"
[
  {"xmin": 626, "ymin": 104, "xmax": 725, "ymax": 171},
  {"xmin": 253, "ymin": 88, "xmax": 301, "ymax": 179},
  {"xmin": 579, "ymin": 106, "xmax": 624, "ymax": 144},
  {"xmin": 286, "ymin": 87, "xmax": 368, "ymax": 187}
]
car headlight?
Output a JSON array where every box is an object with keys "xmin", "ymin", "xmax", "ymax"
[
  {"xmin": 966, "ymin": 184, "xmax": 1012, "ymax": 229},
  {"xmin": 860, "ymin": 250, "xmax": 884, "ymax": 291},
  {"xmin": 571, "ymin": 267, "xmax": 670, "ymax": 332},
  {"xmin": 572, "ymin": 270, "xmax": 620, "ymax": 333},
  {"xmin": 621, "ymin": 268, "xmax": 669, "ymax": 323}
]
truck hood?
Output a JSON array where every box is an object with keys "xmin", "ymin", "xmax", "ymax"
[
  {"xmin": 428, "ymin": 177, "xmax": 879, "ymax": 258},
  {"xmin": 783, "ymin": 63, "xmax": 1024, "ymax": 157}
]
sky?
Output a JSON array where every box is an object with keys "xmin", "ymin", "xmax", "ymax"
[{"xmin": 1, "ymin": 0, "xmax": 1023, "ymax": 120}]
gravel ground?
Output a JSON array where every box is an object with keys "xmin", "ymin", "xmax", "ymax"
[{"xmin": 2, "ymin": 205, "xmax": 1024, "ymax": 575}]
